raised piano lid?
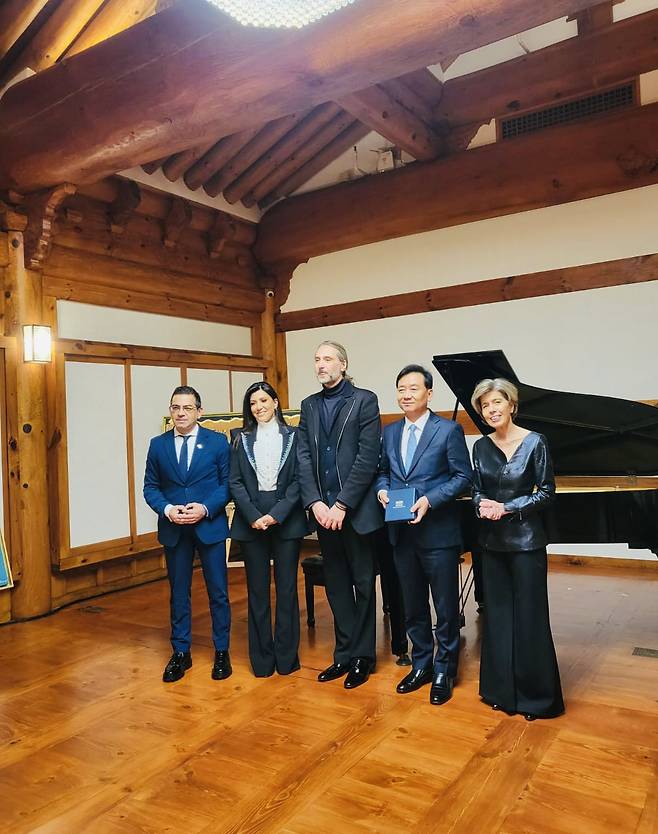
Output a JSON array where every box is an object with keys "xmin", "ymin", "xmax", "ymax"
[{"xmin": 432, "ymin": 350, "xmax": 658, "ymax": 476}]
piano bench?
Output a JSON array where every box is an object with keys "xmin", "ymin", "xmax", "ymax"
[
  {"xmin": 300, "ymin": 555, "xmax": 324, "ymax": 627},
  {"xmin": 300, "ymin": 553, "xmax": 389, "ymax": 629}
]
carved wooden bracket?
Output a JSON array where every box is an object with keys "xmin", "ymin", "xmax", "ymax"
[
  {"xmin": 163, "ymin": 197, "xmax": 192, "ymax": 249},
  {"xmin": 258, "ymin": 261, "xmax": 300, "ymax": 311},
  {"xmin": 207, "ymin": 212, "xmax": 238, "ymax": 259},
  {"xmin": 109, "ymin": 179, "xmax": 141, "ymax": 235},
  {"xmin": 19, "ymin": 183, "xmax": 76, "ymax": 269}
]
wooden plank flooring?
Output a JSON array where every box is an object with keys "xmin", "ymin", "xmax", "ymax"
[{"xmin": 0, "ymin": 562, "xmax": 656, "ymax": 833}]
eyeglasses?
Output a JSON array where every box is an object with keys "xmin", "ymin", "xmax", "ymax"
[{"xmin": 170, "ymin": 405, "xmax": 197, "ymax": 413}]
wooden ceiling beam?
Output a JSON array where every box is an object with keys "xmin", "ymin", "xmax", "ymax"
[
  {"xmin": 203, "ymin": 111, "xmax": 309, "ymax": 198},
  {"xmin": 435, "ymin": 10, "xmax": 658, "ymax": 131},
  {"xmin": 64, "ymin": 0, "xmax": 157, "ymax": 57},
  {"xmin": 222, "ymin": 103, "xmax": 342, "ymax": 205},
  {"xmin": 0, "ymin": 0, "xmax": 49, "ymax": 60},
  {"xmin": 0, "ymin": 0, "xmax": 607, "ymax": 192},
  {"xmin": 255, "ymin": 101, "xmax": 658, "ymax": 265},
  {"xmin": 0, "ymin": 0, "xmax": 105, "ymax": 86},
  {"xmin": 568, "ymin": 1, "xmax": 616, "ymax": 35},
  {"xmin": 141, "ymin": 155, "xmax": 169, "ymax": 175},
  {"xmin": 245, "ymin": 111, "xmax": 358, "ymax": 207},
  {"xmin": 162, "ymin": 142, "xmax": 216, "ymax": 183},
  {"xmin": 184, "ymin": 129, "xmax": 260, "ymax": 192},
  {"xmin": 259, "ymin": 121, "xmax": 371, "ymax": 209},
  {"xmin": 379, "ymin": 78, "xmax": 437, "ymax": 127},
  {"xmin": 338, "ymin": 85, "xmax": 444, "ymax": 160}
]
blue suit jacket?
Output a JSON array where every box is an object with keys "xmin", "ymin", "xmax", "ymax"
[
  {"xmin": 376, "ymin": 412, "xmax": 472, "ymax": 548},
  {"xmin": 143, "ymin": 425, "xmax": 230, "ymax": 547}
]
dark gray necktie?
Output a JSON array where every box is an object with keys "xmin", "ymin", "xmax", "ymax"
[{"xmin": 178, "ymin": 435, "xmax": 190, "ymax": 478}]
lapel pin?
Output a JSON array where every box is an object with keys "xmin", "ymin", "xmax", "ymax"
[{"xmin": 196, "ymin": 443, "xmax": 203, "ymax": 449}]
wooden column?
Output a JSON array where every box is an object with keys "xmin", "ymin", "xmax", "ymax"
[
  {"xmin": 275, "ymin": 332, "xmax": 289, "ymax": 408},
  {"xmin": 2, "ymin": 223, "xmax": 52, "ymax": 618},
  {"xmin": 260, "ymin": 292, "xmax": 277, "ymax": 387}
]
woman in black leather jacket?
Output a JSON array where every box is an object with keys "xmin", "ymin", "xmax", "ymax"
[{"xmin": 471, "ymin": 378, "xmax": 564, "ymax": 720}]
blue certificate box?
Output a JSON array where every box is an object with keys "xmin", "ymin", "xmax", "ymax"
[{"xmin": 385, "ymin": 487, "xmax": 417, "ymax": 523}]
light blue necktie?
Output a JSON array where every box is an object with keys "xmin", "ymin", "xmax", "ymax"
[
  {"xmin": 178, "ymin": 435, "xmax": 190, "ymax": 479},
  {"xmin": 405, "ymin": 424, "xmax": 417, "ymax": 473}
]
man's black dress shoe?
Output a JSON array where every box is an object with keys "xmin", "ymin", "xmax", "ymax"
[
  {"xmin": 429, "ymin": 672, "xmax": 454, "ymax": 705},
  {"xmin": 396, "ymin": 653, "xmax": 412, "ymax": 667},
  {"xmin": 396, "ymin": 666, "xmax": 433, "ymax": 694},
  {"xmin": 317, "ymin": 662, "xmax": 349, "ymax": 682},
  {"xmin": 163, "ymin": 651, "xmax": 192, "ymax": 683},
  {"xmin": 492, "ymin": 703, "xmax": 517, "ymax": 716},
  {"xmin": 523, "ymin": 713, "xmax": 537, "ymax": 721},
  {"xmin": 344, "ymin": 657, "xmax": 371, "ymax": 689},
  {"xmin": 211, "ymin": 650, "xmax": 232, "ymax": 680}
]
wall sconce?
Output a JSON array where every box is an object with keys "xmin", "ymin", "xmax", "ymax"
[{"xmin": 23, "ymin": 325, "xmax": 52, "ymax": 363}]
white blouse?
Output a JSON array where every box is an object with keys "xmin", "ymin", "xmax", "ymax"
[{"xmin": 253, "ymin": 419, "xmax": 283, "ymax": 492}]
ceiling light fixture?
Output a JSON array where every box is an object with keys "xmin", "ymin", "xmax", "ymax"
[{"xmin": 206, "ymin": 0, "xmax": 358, "ymax": 29}]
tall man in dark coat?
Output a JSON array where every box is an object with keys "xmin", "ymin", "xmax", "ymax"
[
  {"xmin": 297, "ymin": 341, "xmax": 383, "ymax": 689},
  {"xmin": 144, "ymin": 385, "xmax": 232, "ymax": 683},
  {"xmin": 377, "ymin": 365, "xmax": 472, "ymax": 705}
]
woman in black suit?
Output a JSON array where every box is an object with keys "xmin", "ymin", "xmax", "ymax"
[
  {"xmin": 230, "ymin": 382, "xmax": 309, "ymax": 677},
  {"xmin": 471, "ymin": 377, "xmax": 564, "ymax": 720}
]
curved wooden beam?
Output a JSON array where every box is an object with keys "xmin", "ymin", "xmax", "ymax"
[{"xmin": 0, "ymin": 0, "xmax": 606, "ymax": 191}]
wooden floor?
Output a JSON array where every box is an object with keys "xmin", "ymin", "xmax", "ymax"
[{"xmin": 0, "ymin": 561, "xmax": 656, "ymax": 834}]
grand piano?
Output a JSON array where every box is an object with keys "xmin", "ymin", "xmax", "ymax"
[{"xmin": 432, "ymin": 350, "xmax": 658, "ymax": 558}]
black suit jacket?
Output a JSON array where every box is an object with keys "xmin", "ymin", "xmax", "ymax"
[
  {"xmin": 297, "ymin": 383, "xmax": 383, "ymax": 535},
  {"xmin": 229, "ymin": 424, "xmax": 310, "ymax": 542}
]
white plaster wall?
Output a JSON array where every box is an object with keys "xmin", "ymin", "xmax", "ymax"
[
  {"xmin": 66, "ymin": 361, "xmax": 131, "ymax": 548},
  {"xmin": 57, "ymin": 301, "xmax": 252, "ymax": 355},
  {"xmin": 283, "ymin": 185, "xmax": 658, "ymax": 312},
  {"xmin": 131, "ymin": 364, "xmax": 183, "ymax": 536}
]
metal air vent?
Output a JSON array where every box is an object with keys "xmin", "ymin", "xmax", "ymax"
[{"xmin": 501, "ymin": 83, "xmax": 635, "ymax": 140}]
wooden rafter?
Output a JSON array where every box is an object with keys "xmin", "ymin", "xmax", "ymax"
[
  {"xmin": 256, "ymin": 101, "xmax": 658, "ymax": 265},
  {"xmin": 0, "ymin": 0, "xmax": 49, "ymax": 61},
  {"xmin": 64, "ymin": 0, "xmax": 157, "ymax": 58},
  {"xmin": 203, "ymin": 112, "xmax": 309, "ymax": 198},
  {"xmin": 184, "ymin": 129, "xmax": 261, "ymax": 192},
  {"xmin": 259, "ymin": 121, "xmax": 370, "ymax": 209},
  {"xmin": 222, "ymin": 103, "xmax": 342, "ymax": 205},
  {"xmin": 338, "ymin": 85, "xmax": 444, "ymax": 161},
  {"xmin": 246, "ymin": 111, "xmax": 358, "ymax": 207},
  {"xmin": 0, "ymin": 0, "xmax": 105, "ymax": 86},
  {"xmin": 0, "ymin": 0, "xmax": 609, "ymax": 192}
]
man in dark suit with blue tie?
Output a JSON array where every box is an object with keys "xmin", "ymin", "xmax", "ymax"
[
  {"xmin": 377, "ymin": 365, "xmax": 472, "ymax": 705},
  {"xmin": 144, "ymin": 385, "xmax": 232, "ymax": 683}
]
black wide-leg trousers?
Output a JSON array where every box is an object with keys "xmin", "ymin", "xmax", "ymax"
[
  {"xmin": 479, "ymin": 547, "xmax": 564, "ymax": 718},
  {"xmin": 241, "ymin": 493, "xmax": 301, "ymax": 677},
  {"xmin": 317, "ymin": 521, "xmax": 377, "ymax": 666}
]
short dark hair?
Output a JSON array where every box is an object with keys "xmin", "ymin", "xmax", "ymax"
[
  {"xmin": 242, "ymin": 381, "xmax": 286, "ymax": 433},
  {"xmin": 170, "ymin": 385, "xmax": 201, "ymax": 409},
  {"xmin": 396, "ymin": 364, "xmax": 433, "ymax": 389}
]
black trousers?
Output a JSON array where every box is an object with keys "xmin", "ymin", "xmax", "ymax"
[
  {"xmin": 394, "ymin": 529, "xmax": 460, "ymax": 677},
  {"xmin": 480, "ymin": 547, "xmax": 564, "ymax": 718},
  {"xmin": 317, "ymin": 521, "xmax": 377, "ymax": 665},
  {"xmin": 241, "ymin": 492, "xmax": 301, "ymax": 677}
]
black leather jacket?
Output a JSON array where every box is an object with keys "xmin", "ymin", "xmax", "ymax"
[{"xmin": 472, "ymin": 432, "xmax": 555, "ymax": 552}]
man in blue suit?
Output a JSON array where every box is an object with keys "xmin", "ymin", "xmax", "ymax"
[
  {"xmin": 377, "ymin": 365, "xmax": 472, "ymax": 705},
  {"xmin": 144, "ymin": 385, "xmax": 232, "ymax": 683}
]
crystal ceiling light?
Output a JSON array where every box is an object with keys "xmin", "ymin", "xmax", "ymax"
[{"xmin": 206, "ymin": 0, "xmax": 358, "ymax": 29}]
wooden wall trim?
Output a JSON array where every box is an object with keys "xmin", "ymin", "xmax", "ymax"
[
  {"xmin": 257, "ymin": 101, "xmax": 658, "ymax": 266},
  {"xmin": 59, "ymin": 338, "xmax": 270, "ymax": 369},
  {"xmin": 277, "ymin": 254, "xmax": 658, "ymax": 331}
]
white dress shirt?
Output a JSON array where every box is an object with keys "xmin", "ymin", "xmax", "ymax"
[
  {"xmin": 400, "ymin": 409, "xmax": 431, "ymax": 463},
  {"xmin": 253, "ymin": 418, "xmax": 283, "ymax": 492},
  {"xmin": 165, "ymin": 426, "xmax": 207, "ymax": 520}
]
